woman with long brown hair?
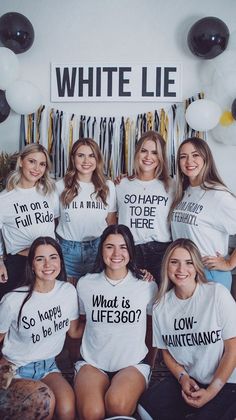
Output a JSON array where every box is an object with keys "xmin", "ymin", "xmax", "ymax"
[
  {"xmin": 56, "ymin": 138, "xmax": 116, "ymax": 285},
  {"xmin": 170, "ymin": 137, "xmax": 236, "ymax": 290}
]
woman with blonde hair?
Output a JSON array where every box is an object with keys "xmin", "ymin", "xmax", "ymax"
[
  {"xmin": 139, "ymin": 238, "xmax": 236, "ymax": 420},
  {"xmin": 56, "ymin": 138, "xmax": 116, "ymax": 284},
  {"xmin": 116, "ymin": 130, "xmax": 175, "ymax": 284},
  {"xmin": 170, "ymin": 137, "xmax": 236, "ymax": 290},
  {"xmin": 0, "ymin": 144, "xmax": 58, "ymax": 298}
]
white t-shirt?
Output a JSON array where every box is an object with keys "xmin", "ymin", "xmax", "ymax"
[
  {"xmin": 77, "ymin": 271, "xmax": 157, "ymax": 372},
  {"xmin": 171, "ymin": 186, "xmax": 236, "ymax": 257},
  {"xmin": 153, "ymin": 282, "xmax": 236, "ymax": 384},
  {"xmin": 116, "ymin": 178, "xmax": 174, "ymax": 245},
  {"xmin": 0, "ymin": 281, "xmax": 79, "ymax": 367},
  {"xmin": 0, "ymin": 187, "xmax": 59, "ymax": 255},
  {"xmin": 56, "ymin": 179, "xmax": 116, "ymax": 241}
]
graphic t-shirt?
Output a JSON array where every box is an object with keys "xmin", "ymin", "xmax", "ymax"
[
  {"xmin": 153, "ymin": 283, "xmax": 236, "ymax": 384},
  {"xmin": 171, "ymin": 186, "xmax": 236, "ymax": 256},
  {"xmin": 0, "ymin": 187, "xmax": 59, "ymax": 255},
  {"xmin": 0, "ymin": 281, "xmax": 79, "ymax": 367},
  {"xmin": 56, "ymin": 179, "xmax": 116, "ymax": 241},
  {"xmin": 116, "ymin": 178, "xmax": 174, "ymax": 245},
  {"xmin": 77, "ymin": 271, "xmax": 157, "ymax": 371}
]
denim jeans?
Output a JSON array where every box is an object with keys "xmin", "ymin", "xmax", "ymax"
[
  {"xmin": 135, "ymin": 241, "xmax": 171, "ymax": 285},
  {"xmin": 204, "ymin": 268, "xmax": 232, "ymax": 291},
  {"xmin": 58, "ymin": 236, "xmax": 100, "ymax": 279},
  {"xmin": 139, "ymin": 376, "xmax": 236, "ymax": 420},
  {"xmin": 16, "ymin": 358, "xmax": 59, "ymax": 380}
]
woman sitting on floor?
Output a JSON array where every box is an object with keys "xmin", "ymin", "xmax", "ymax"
[
  {"xmin": 0, "ymin": 236, "xmax": 83, "ymax": 420},
  {"xmin": 139, "ymin": 238, "xmax": 236, "ymax": 420},
  {"xmin": 74, "ymin": 224, "xmax": 157, "ymax": 420}
]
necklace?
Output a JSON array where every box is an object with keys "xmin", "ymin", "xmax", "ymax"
[
  {"xmin": 185, "ymin": 186, "xmax": 207, "ymax": 201},
  {"xmin": 104, "ymin": 273, "xmax": 126, "ymax": 287}
]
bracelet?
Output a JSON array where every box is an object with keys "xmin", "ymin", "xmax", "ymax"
[{"xmin": 178, "ymin": 371, "xmax": 187, "ymax": 383}]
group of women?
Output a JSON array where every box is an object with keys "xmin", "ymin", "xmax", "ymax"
[{"xmin": 0, "ymin": 131, "xmax": 235, "ymax": 420}]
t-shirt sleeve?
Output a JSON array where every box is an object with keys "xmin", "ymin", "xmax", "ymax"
[
  {"xmin": 51, "ymin": 189, "xmax": 60, "ymax": 219},
  {"xmin": 216, "ymin": 191, "xmax": 236, "ymax": 234},
  {"xmin": 76, "ymin": 279, "xmax": 86, "ymax": 316},
  {"xmin": 152, "ymin": 302, "xmax": 167, "ymax": 349},
  {"xmin": 216, "ymin": 284, "xmax": 236, "ymax": 339},
  {"xmin": 107, "ymin": 180, "xmax": 117, "ymax": 213},
  {"xmin": 0, "ymin": 295, "xmax": 14, "ymax": 333},
  {"xmin": 66, "ymin": 284, "xmax": 79, "ymax": 320},
  {"xmin": 146, "ymin": 282, "xmax": 158, "ymax": 315}
]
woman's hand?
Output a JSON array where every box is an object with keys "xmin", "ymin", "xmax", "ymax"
[
  {"xmin": 202, "ymin": 252, "xmax": 232, "ymax": 271},
  {"xmin": 182, "ymin": 387, "xmax": 214, "ymax": 408},
  {"xmin": 113, "ymin": 173, "xmax": 127, "ymax": 185},
  {"xmin": 180, "ymin": 374, "xmax": 199, "ymax": 397},
  {"xmin": 140, "ymin": 269, "xmax": 154, "ymax": 282},
  {"xmin": 0, "ymin": 261, "xmax": 8, "ymax": 283}
]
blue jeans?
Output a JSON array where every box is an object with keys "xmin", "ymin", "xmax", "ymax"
[
  {"xmin": 16, "ymin": 358, "xmax": 59, "ymax": 380},
  {"xmin": 139, "ymin": 376, "xmax": 236, "ymax": 420},
  {"xmin": 204, "ymin": 268, "xmax": 232, "ymax": 291},
  {"xmin": 58, "ymin": 236, "xmax": 100, "ymax": 279},
  {"xmin": 135, "ymin": 241, "xmax": 171, "ymax": 285}
]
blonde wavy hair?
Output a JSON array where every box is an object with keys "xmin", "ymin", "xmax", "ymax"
[
  {"xmin": 156, "ymin": 238, "xmax": 207, "ymax": 303},
  {"xmin": 169, "ymin": 137, "xmax": 230, "ymax": 220},
  {"xmin": 60, "ymin": 138, "xmax": 109, "ymax": 206},
  {"xmin": 6, "ymin": 144, "xmax": 54, "ymax": 195},
  {"xmin": 133, "ymin": 130, "xmax": 170, "ymax": 191}
]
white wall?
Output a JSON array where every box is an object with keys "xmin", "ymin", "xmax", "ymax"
[{"xmin": 1, "ymin": 0, "xmax": 236, "ymax": 191}]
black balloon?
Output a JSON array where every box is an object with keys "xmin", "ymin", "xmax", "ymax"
[
  {"xmin": 0, "ymin": 12, "xmax": 34, "ymax": 54},
  {"xmin": 232, "ymin": 99, "xmax": 236, "ymax": 120},
  {"xmin": 0, "ymin": 90, "xmax": 10, "ymax": 123},
  {"xmin": 187, "ymin": 17, "xmax": 229, "ymax": 59}
]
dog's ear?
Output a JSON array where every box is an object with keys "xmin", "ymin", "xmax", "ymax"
[{"xmin": 0, "ymin": 364, "xmax": 16, "ymax": 389}]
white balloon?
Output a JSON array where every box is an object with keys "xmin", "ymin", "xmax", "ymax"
[
  {"xmin": 0, "ymin": 47, "xmax": 20, "ymax": 90},
  {"xmin": 185, "ymin": 99, "xmax": 221, "ymax": 131},
  {"xmin": 211, "ymin": 122, "xmax": 236, "ymax": 146},
  {"xmin": 6, "ymin": 80, "xmax": 42, "ymax": 115}
]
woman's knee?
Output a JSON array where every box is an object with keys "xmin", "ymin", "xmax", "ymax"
[
  {"xmin": 78, "ymin": 402, "xmax": 105, "ymax": 420},
  {"xmin": 105, "ymin": 391, "xmax": 134, "ymax": 417},
  {"xmin": 55, "ymin": 393, "xmax": 76, "ymax": 420}
]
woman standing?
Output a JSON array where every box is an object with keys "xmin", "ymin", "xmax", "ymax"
[
  {"xmin": 74, "ymin": 224, "xmax": 157, "ymax": 420},
  {"xmin": 56, "ymin": 138, "xmax": 116, "ymax": 285},
  {"xmin": 170, "ymin": 137, "xmax": 236, "ymax": 290},
  {"xmin": 0, "ymin": 236, "xmax": 82, "ymax": 420},
  {"xmin": 140, "ymin": 238, "xmax": 236, "ymax": 420},
  {"xmin": 116, "ymin": 130, "xmax": 175, "ymax": 284},
  {"xmin": 0, "ymin": 144, "xmax": 58, "ymax": 298}
]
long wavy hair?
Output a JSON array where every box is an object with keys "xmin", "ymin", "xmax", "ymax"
[
  {"xmin": 169, "ymin": 137, "xmax": 230, "ymax": 220},
  {"xmin": 156, "ymin": 238, "xmax": 207, "ymax": 303},
  {"xmin": 94, "ymin": 224, "xmax": 143, "ymax": 279},
  {"xmin": 60, "ymin": 138, "xmax": 109, "ymax": 206},
  {"xmin": 17, "ymin": 237, "xmax": 67, "ymax": 327},
  {"xmin": 133, "ymin": 130, "xmax": 170, "ymax": 191},
  {"xmin": 6, "ymin": 144, "xmax": 54, "ymax": 195}
]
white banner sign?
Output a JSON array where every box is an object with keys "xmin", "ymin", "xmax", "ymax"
[{"xmin": 51, "ymin": 63, "xmax": 182, "ymax": 102}]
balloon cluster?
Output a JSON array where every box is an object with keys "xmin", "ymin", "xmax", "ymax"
[
  {"xmin": 0, "ymin": 12, "xmax": 42, "ymax": 122},
  {"xmin": 185, "ymin": 16, "xmax": 236, "ymax": 142}
]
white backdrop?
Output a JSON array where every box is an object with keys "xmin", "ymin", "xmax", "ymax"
[{"xmin": 0, "ymin": 0, "xmax": 236, "ymax": 191}]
